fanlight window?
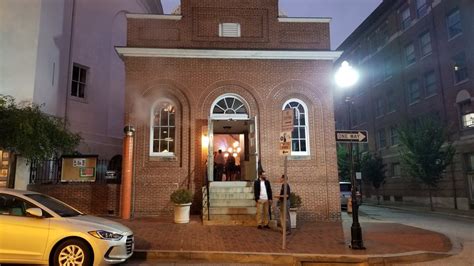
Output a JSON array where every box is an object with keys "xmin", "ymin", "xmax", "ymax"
[
  {"xmin": 212, "ymin": 95, "xmax": 248, "ymax": 119},
  {"xmin": 283, "ymin": 99, "xmax": 310, "ymax": 155},
  {"xmin": 151, "ymin": 102, "xmax": 175, "ymax": 155}
]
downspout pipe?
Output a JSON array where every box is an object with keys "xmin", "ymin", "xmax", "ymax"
[{"xmin": 121, "ymin": 126, "xmax": 135, "ymax": 220}]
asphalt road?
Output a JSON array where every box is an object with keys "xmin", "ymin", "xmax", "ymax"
[{"xmin": 355, "ymin": 205, "xmax": 474, "ymax": 266}]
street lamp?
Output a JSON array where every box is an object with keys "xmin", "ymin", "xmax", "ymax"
[{"xmin": 335, "ymin": 61, "xmax": 365, "ymax": 250}]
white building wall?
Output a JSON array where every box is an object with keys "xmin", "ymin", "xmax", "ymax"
[{"xmin": 66, "ymin": 0, "xmax": 148, "ymax": 159}]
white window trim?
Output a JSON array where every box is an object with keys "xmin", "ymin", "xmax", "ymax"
[
  {"xmin": 210, "ymin": 93, "xmax": 250, "ymax": 120},
  {"xmin": 282, "ymin": 99, "xmax": 310, "ymax": 156},
  {"xmin": 149, "ymin": 100, "xmax": 176, "ymax": 157}
]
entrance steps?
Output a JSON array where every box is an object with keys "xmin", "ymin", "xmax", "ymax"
[{"xmin": 203, "ymin": 181, "xmax": 257, "ymax": 226}]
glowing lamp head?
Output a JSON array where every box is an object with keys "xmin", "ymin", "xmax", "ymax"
[{"xmin": 335, "ymin": 61, "xmax": 359, "ymax": 89}]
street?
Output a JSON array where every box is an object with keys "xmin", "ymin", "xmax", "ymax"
[{"xmin": 352, "ymin": 205, "xmax": 474, "ymax": 266}]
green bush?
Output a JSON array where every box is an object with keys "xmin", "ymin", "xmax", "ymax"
[
  {"xmin": 289, "ymin": 192, "xmax": 302, "ymax": 208},
  {"xmin": 170, "ymin": 189, "xmax": 193, "ymax": 204}
]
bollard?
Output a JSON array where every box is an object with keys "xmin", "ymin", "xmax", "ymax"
[{"xmin": 347, "ymin": 197, "xmax": 353, "ymax": 214}]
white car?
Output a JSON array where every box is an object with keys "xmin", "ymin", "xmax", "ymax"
[{"xmin": 0, "ymin": 188, "xmax": 134, "ymax": 265}]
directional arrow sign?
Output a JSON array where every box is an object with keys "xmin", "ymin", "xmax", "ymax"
[{"xmin": 335, "ymin": 130, "xmax": 368, "ymax": 143}]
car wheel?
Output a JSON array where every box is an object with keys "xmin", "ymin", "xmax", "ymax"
[{"xmin": 53, "ymin": 239, "xmax": 92, "ymax": 266}]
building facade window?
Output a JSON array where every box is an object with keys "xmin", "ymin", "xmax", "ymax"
[
  {"xmin": 71, "ymin": 64, "xmax": 87, "ymax": 98},
  {"xmin": 446, "ymin": 8, "xmax": 462, "ymax": 39},
  {"xmin": 375, "ymin": 97, "xmax": 384, "ymax": 117},
  {"xmin": 416, "ymin": 0, "xmax": 428, "ymax": 17},
  {"xmin": 408, "ymin": 79, "xmax": 420, "ymax": 104},
  {"xmin": 283, "ymin": 99, "xmax": 310, "ymax": 156},
  {"xmin": 420, "ymin": 31, "xmax": 432, "ymax": 57},
  {"xmin": 390, "ymin": 126, "xmax": 399, "ymax": 145},
  {"xmin": 377, "ymin": 128, "xmax": 386, "ymax": 149},
  {"xmin": 387, "ymin": 90, "xmax": 397, "ymax": 113},
  {"xmin": 211, "ymin": 94, "xmax": 249, "ymax": 120},
  {"xmin": 391, "ymin": 163, "xmax": 401, "ymax": 177},
  {"xmin": 405, "ymin": 43, "xmax": 416, "ymax": 66},
  {"xmin": 459, "ymin": 100, "xmax": 474, "ymax": 128},
  {"xmin": 453, "ymin": 53, "xmax": 469, "ymax": 84},
  {"xmin": 424, "ymin": 70, "xmax": 437, "ymax": 96},
  {"xmin": 150, "ymin": 101, "xmax": 176, "ymax": 156},
  {"xmin": 400, "ymin": 7, "xmax": 411, "ymax": 30},
  {"xmin": 466, "ymin": 153, "xmax": 474, "ymax": 171},
  {"xmin": 219, "ymin": 23, "xmax": 241, "ymax": 37}
]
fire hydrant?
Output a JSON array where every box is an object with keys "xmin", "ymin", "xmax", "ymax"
[{"xmin": 347, "ymin": 197, "xmax": 353, "ymax": 214}]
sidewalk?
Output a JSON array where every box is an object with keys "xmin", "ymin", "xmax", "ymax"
[
  {"xmin": 118, "ymin": 215, "xmax": 453, "ymax": 265},
  {"xmin": 362, "ymin": 198, "xmax": 474, "ymax": 220}
]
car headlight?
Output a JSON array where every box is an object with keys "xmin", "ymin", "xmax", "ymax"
[{"xmin": 88, "ymin": 230, "xmax": 123, "ymax": 241}]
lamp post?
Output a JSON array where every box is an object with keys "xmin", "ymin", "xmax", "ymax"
[{"xmin": 335, "ymin": 61, "xmax": 365, "ymax": 250}]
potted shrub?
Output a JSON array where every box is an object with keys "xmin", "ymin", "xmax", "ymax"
[
  {"xmin": 289, "ymin": 192, "xmax": 302, "ymax": 229},
  {"xmin": 170, "ymin": 188, "xmax": 193, "ymax": 224}
]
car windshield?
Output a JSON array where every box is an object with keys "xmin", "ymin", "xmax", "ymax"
[
  {"xmin": 25, "ymin": 194, "xmax": 82, "ymax": 217},
  {"xmin": 340, "ymin": 183, "xmax": 351, "ymax": 192}
]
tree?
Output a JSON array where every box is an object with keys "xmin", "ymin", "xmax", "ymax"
[
  {"xmin": 361, "ymin": 153, "xmax": 386, "ymax": 204},
  {"xmin": 0, "ymin": 95, "xmax": 81, "ymax": 162},
  {"xmin": 398, "ymin": 118, "xmax": 455, "ymax": 211},
  {"xmin": 337, "ymin": 144, "xmax": 349, "ymax": 181}
]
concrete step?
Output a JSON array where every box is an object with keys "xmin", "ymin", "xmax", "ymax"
[
  {"xmin": 209, "ymin": 181, "xmax": 253, "ymax": 187},
  {"xmin": 210, "ymin": 192, "xmax": 255, "ymax": 200},
  {"xmin": 203, "ymin": 218, "xmax": 257, "ymax": 226},
  {"xmin": 209, "ymin": 187, "xmax": 253, "ymax": 193},
  {"xmin": 209, "ymin": 207, "xmax": 257, "ymax": 215},
  {"xmin": 209, "ymin": 199, "xmax": 256, "ymax": 207}
]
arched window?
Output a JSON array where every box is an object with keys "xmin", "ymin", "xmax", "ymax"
[
  {"xmin": 150, "ymin": 101, "xmax": 176, "ymax": 156},
  {"xmin": 283, "ymin": 99, "xmax": 310, "ymax": 155},
  {"xmin": 211, "ymin": 94, "xmax": 249, "ymax": 120}
]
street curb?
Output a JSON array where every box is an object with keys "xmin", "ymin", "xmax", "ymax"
[
  {"xmin": 362, "ymin": 202, "xmax": 474, "ymax": 221},
  {"xmin": 131, "ymin": 249, "xmax": 453, "ymax": 265}
]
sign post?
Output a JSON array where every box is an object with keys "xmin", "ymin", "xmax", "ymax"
[{"xmin": 280, "ymin": 109, "xmax": 294, "ymax": 250}]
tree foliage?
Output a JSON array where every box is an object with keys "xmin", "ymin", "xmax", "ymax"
[
  {"xmin": 361, "ymin": 153, "xmax": 386, "ymax": 204},
  {"xmin": 398, "ymin": 118, "xmax": 455, "ymax": 210},
  {"xmin": 0, "ymin": 95, "xmax": 81, "ymax": 161},
  {"xmin": 337, "ymin": 144, "xmax": 349, "ymax": 181}
]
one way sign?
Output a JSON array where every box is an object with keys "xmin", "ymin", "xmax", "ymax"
[{"xmin": 335, "ymin": 130, "xmax": 368, "ymax": 143}]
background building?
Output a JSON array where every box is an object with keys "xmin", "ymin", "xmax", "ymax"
[
  {"xmin": 0, "ymin": 0, "xmax": 162, "ymax": 188},
  {"xmin": 334, "ymin": 0, "xmax": 474, "ymax": 210}
]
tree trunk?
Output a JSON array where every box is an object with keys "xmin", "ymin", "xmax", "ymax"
[{"xmin": 428, "ymin": 187, "xmax": 434, "ymax": 211}]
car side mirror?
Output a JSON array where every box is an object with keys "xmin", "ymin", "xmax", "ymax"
[{"xmin": 26, "ymin": 208, "xmax": 43, "ymax": 218}]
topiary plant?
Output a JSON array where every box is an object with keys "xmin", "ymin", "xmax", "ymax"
[
  {"xmin": 289, "ymin": 192, "xmax": 302, "ymax": 209},
  {"xmin": 170, "ymin": 188, "xmax": 193, "ymax": 204}
]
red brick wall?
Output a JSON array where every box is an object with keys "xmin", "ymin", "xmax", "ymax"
[
  {"xmin": 124, "ymin": 0, "xmax": 340, "ymax": 220},
  {"xmin": 28, "ymin": 184, "xmax": 120, "ymax": 216},
  {"xmin": 128, "ymin": 0, "xmax": 330, "ymax": 50}
]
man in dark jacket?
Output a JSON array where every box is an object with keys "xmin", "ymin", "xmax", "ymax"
[{"xmin": 254, "ymin": 171, "xmax": 272, "ymax": 229}]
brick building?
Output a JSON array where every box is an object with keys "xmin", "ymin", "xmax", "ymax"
[
  {"xmin": 334, "ymin": 0, "xmax": 474, "ymax": 210},
  {"xmin": 117, "ymin": 0, "xmax": 342, "ymax": 221}
]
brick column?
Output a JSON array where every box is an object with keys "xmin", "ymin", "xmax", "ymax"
[{"xmin": 121, "ymin": 126, "xmax": 135, "ymax": 220}]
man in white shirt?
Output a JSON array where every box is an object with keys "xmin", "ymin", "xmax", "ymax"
[{"xmin": 253, "ymin": 171, "xmax": 273, "ymax": 229}]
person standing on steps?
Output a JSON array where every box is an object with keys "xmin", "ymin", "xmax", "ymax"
[
  {"xmin": 254, "ymin": 171, "xmax": 272, "ymax": 229},
  {"xmin": 214, "ymin": 149, "xmax": 225, "ymax": 181}
]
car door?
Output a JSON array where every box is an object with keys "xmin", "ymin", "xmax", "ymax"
[{"xmin": 0, "ymin": 193, "xmax": 50, "ymax": 262}]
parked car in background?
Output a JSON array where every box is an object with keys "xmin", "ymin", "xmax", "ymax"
[
  {"xmin": 339, "ymin": 181, "xmax": 351, "ymax": 209},
  {"xmin": 0, "ymin": 189, "xmax": 134, "ymax": 265}
]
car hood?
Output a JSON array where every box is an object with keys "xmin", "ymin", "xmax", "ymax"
[{"xmin": 66, "ymin": 215, "xmax": 132, "ymax": 234}]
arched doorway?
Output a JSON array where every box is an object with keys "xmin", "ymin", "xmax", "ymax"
[{"xmin": 207, "ymin": 94, "xmax": 258, "ymax": 182}]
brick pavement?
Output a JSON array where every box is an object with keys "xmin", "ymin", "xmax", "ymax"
[{"xmin": 117, "ymin": 216, "xmax": 451, "ymax": 256}]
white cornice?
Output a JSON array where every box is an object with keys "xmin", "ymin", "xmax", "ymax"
[
  {"xmin": 278, "ymin": 17, "xmax": 331, "ymax": 23},
  {"xmin": 115, "ymin": 48, "xmax": 342, "ymax": 60},
  {"xmin": 126, "ymin": 14, "xmax": 182, "ymax": 20}
]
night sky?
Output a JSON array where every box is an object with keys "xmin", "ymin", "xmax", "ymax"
[{"xmin": 161, "ymin": 0, "xmax": 382, "ymax": 50}]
